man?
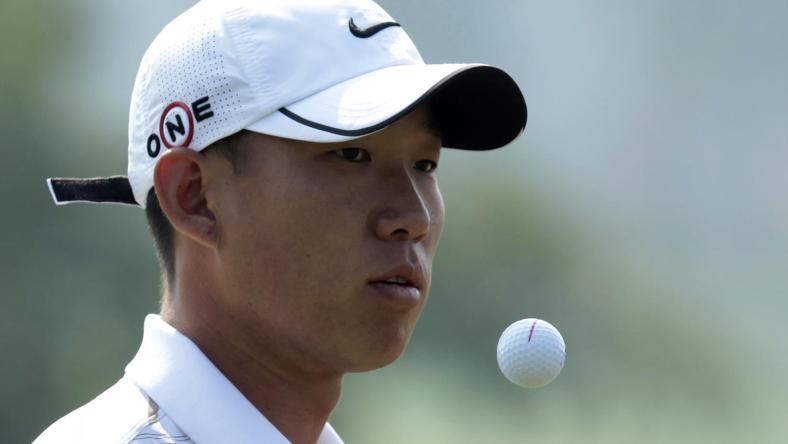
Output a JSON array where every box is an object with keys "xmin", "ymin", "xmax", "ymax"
[{"xmin": 37, "ymin": 0, "xmax": 526, "ymax": 442}]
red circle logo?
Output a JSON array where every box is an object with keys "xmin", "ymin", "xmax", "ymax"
[{"xmin": 159, "ymin": 101, "xmax": 195, "ymax": 149}]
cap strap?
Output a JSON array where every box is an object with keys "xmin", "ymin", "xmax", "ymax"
[{"xmin": 47, "ymin": 176, "xmax": 139, "ymax": 206}]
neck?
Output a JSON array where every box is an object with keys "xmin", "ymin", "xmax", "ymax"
[
  {"xmin": 178, "ymin": 316, "xmax": 343, "ymax": 444},
  {"xmin": 162, "ymin": 250, "xmax": 342, "ymax": 444}
]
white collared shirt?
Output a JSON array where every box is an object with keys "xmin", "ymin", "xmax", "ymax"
[{"xmin": 34, "ymin": 315, "xmax": 344, "ymax": 444}]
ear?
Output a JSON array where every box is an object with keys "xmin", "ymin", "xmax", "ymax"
[{"xmin": 153, "ymin": 148, "xmax": 217, "ymax": 249}]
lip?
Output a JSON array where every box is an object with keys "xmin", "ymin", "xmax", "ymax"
[{"xmin": 368, "ymin": 265, "xmax": 426, "ymax": 307}]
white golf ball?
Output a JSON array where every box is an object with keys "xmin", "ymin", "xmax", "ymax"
[{"xmin": 497, "ymin": 318, "xmax": 566, "ymax": 388}]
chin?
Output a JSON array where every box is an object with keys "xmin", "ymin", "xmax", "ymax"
[{"xmin": 346, "ymin": 328, "xmax": 413, "ymax": 373}]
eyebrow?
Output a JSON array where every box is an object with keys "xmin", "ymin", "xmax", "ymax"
[{"xmin": 423, "ymin": 105, "xmax": 443, "ymax": 140}]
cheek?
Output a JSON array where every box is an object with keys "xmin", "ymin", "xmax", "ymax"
[{"xmin": 222, "ymin": 171, "xmax": 369, "ymax": 302}]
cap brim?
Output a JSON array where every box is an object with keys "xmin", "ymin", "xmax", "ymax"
[{"xmin": 246, "ymin": 63, "xmax": 527, "ymax": 150}]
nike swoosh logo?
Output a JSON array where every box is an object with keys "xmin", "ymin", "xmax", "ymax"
[{"xmin": 348, "ymin": 17, "xmax": 401, "ymax": 38}]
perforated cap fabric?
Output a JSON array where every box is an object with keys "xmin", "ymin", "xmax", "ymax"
[{"xmin": 47, "ymin": 0, "xmax": 527, "ymax": 208}]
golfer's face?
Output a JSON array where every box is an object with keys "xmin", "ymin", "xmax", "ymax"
[{"xmin": 213, "ymin": 106, "xmax": 444, "ymax": 372}]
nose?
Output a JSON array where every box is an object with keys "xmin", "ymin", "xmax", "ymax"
[{"xmin": 373, "ymin": 169, "xmax": 432, "ymax": 242}]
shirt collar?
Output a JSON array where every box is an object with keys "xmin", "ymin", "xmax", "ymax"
[{"xmin": 125, "ymin": 314, "xmax": 343, "ymax": 444}]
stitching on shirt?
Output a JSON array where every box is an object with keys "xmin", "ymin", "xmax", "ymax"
[
  {"xmin": 118, "ymin": 397, "xmax": 164, "ymax": 444},
  {"xmin": 132, "ymin": 432, "xmax": 192, "ymax": 442}
]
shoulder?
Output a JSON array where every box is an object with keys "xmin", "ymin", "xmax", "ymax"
[{"xmin": 33, "ymin": 377, "xmax": 193, "ymax": 444}]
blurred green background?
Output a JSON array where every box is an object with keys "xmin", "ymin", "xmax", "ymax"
[{"xmin": 2, "ymin": 0, "xmax": 786, "ymax": 442}]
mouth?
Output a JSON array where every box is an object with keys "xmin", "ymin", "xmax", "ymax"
[
  {"xmin": 368, "ymin": 266, "xmax": 425, "ymax": 307},
  {"xmin": 377, "ymin": 276, "xmax": 415, "ymax": 286}
]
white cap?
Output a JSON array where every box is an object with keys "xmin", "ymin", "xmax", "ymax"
[{"xmin": 48, "ymin": 0, "xmax": 527, "ymax": 208}]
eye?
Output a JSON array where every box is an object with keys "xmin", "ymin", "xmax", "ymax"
[
  {"xmin": 414, "ymin": 159, "xmax": 438, "ymax": 173},
  {"xmin": 334, "ymin": 148, "xmax": 371, "ymax": 162}
]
